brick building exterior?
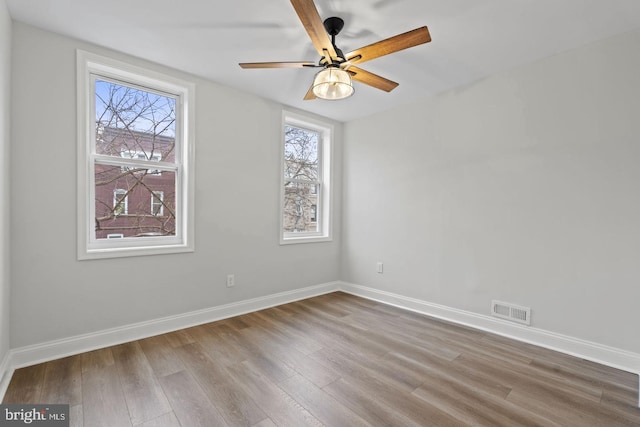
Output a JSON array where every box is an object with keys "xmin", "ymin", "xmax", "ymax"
[{"xmin": 94, "ymin": 126, "xmax": 176, "ymax": 239}]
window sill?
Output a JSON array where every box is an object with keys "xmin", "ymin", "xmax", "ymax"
[
  {"xmin": 79, "ymin": 242, "xmax": 194, "ymax": 260},
  {"xmin": 280, "ymin": 235, "xmax": 333, "ymax": 245}
]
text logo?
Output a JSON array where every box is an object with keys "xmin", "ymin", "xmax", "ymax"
[{"xmin": 0, "ymin": 405, "xmax": 69, "ymax": 426}]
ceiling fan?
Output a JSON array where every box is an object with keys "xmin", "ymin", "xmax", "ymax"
[{"xmin": 239, "ymin": 0, "xmax": 431, "ymax": 101}]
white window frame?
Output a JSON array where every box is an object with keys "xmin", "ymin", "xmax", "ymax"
[
  {"xmin": 280, "ymin": 110, "xmax": 333, "ymax": 244},
  {"xmin": 77, "ymin": 50, "xmax": 195, "ymax": 260}
]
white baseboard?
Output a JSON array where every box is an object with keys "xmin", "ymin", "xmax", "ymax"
[
  {"xmin": 339, "ymin": 281, "xmax": 640, "ymax": 377},
  {"xmin": 0, "ymin": 350, "xmax": 11, "ymax": 400},
  {"xmin": 0, "ymin": 281, "xmax": 340, "ymax": 399}
]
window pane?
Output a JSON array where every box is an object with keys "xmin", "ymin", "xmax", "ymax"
[
  {"xmin": 95, "ymin": 165, "xmax": 176, "ymax": 239},
  {"xmin": 95, "ymin": 80, "xmax": 176, "ymax": 162},
  {"xmin": 283, "ymin": 181, "xmax": 319, "ymax": 233},
  {"xmin": 284, "ymin": 125, "xmax": 319, "ymax": 181}
]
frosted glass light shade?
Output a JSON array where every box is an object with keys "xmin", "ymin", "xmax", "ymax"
[{"xmin": 312, "ymin": 67, "xmax": 354, "ymax": 100}]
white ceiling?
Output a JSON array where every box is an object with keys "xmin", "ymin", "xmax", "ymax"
[{"xmin": 7, "ymin": 0, "xmax": 640, "ymax": 122}]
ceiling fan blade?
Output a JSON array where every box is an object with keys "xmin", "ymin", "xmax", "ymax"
[
  {"xmin": 290, "ymin": 0, "xmax": 338, "ymax": 62},
  {"xmin": 348, "ymin": 66, "xmax": 399, "ymax": 92},
  {"xmin": 344, "ymin": 27, "xmax": 431, "ymax": 66},
  {"xmin": 303, "ymin": 84, "xmax": 317, "ymax": 100},
  {"xmin": 239, "ymin": 61, "xmax": 317, "ymax": 69}
]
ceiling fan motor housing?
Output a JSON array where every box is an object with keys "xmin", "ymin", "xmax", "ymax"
[{"xmin": 323, "ymin": 17, "xmax": 345, "ymax": 36}]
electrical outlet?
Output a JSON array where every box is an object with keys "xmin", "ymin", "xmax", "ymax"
[
  {"xmin": 376, "ymin": 262, "xmax": 383, "ymax": 274},
  {"xmin": 226, "ymin": 274, "xmax": 235, "ymax": 287}
]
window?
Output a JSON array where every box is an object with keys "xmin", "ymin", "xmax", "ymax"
[
  {"xmin": 113, "ymin": 189, "xmax": 128, "ymax": 215},
  {"xmin": 151, "ymin": 191, "xmax": 164, "ymax": 216},
  {"xmin": 77, "ymin": 50, "xmax": 195, "ymax": 259},
  {"xmin": 281, "ymin": 111, "xmax": 333, "ymax": 244},
  {"xmin": 310, "ymin": 204, "xmax": 317, "ymax": 222}
]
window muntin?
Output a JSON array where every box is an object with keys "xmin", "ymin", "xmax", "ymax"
[
  {"xmin": 77, "ymin": 50, "xmax": 194, "ymax": 259},
  {"xmin": 120, "ymin": 150, "xmax": 163, "ymax": 175},
  {"xmin": 281, "ymin": 112, "xmax": 332, "ymax": 244}
]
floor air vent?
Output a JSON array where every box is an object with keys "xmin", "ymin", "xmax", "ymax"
[{"xmin": 491, "ymin": 300, "xmax": 531, "ymax": 325}]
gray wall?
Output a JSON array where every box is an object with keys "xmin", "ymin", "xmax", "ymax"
[
  {"xmin": 0, "ymin": 0, "xmax": 11, "ymax": 366},
  {"xmin": 10, "ymin": 22, "xmax": 342, "ymax": 348},
  {"xmin": 7, "ymin": 17, "xmax": 639, "ymax": 358},
  {"xmin": 342, "ymin": 29, "xmax": 640, "ymax": 353}
]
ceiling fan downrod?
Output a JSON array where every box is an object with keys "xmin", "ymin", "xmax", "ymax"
[{"xmin": 323, "ymin": 17, "xmax": 347, "ymax": 63}]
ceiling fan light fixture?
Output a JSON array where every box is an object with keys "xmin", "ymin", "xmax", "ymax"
[{"xmin": 312, "ymin": 67, "xmax": 354, "ymax": 100}]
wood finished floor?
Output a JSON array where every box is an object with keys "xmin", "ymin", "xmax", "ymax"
[{"xmin": 3, "ymin": 292, "xmax": 640, "ymax": 426}]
